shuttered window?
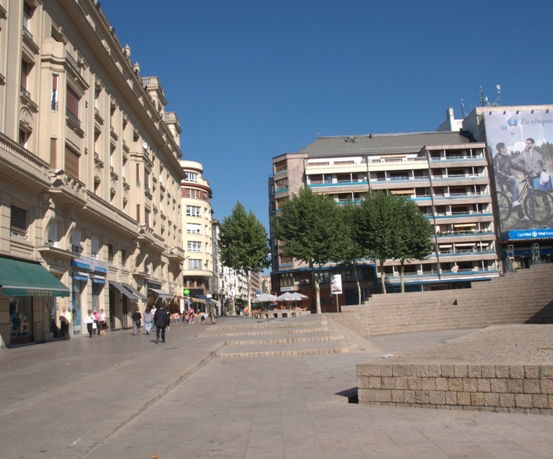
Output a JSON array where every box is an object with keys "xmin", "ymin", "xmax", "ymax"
[
  {"xmin": 65, "ymin": 146, "xmax": 79, "ymax": 178},
  {"xmin": 66, "ymin": 86, "xmax": 79, "ymax": 119}
]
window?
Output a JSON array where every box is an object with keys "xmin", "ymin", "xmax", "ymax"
[
  {"xmin": 186, "ymin": 205, "xmax": 200, "ymax": 217},
  {"xmin": 47, "ymin": 220, "xmax": 61, "ymax": 246},
  {"xmin": 70, "ymin": 230, "xmax": 82, "ymax": 254},
  {"xmin": 19, "ymin": 129, "xmax": 30, "ymax": 148},
  {"xmin": 65, "ymin": 145, "xmax": 79, "ymax": 178},
  {"xmin": 11, "ymin": 206, "xmax": 28, "ymax": 233},
  {"xmin": 187, "ymin": 241, "xmax": 201, "ymax": 252},
  {"xmin": 51, "ymin": 74, "xmax": 59, "ymax": 110},
  {"xmin": 188, "ymin": 259, "xmax": 201, "ymax": 270},
  {"xmin": 66, "ymin": 86, "xmax": 80, "ymax": 120},
  {"xmin": 121, "ymin": 249, "xmax": 127, "ymax": 266},
  {"xmin": 107, "ymin": 244, "xmax": 114, "ymax": 263},
  {"xmin": 184, "ymin": 171, "xmax": 198, "ymax": 182},
  {"xmin": 21, "ymin": 60, "xmax": 32, "ymax": 91},
  {"xmin": 23, "ymin": 3, "xmax": 33, "ymax": 31},
  {"xmin": 186, "ymin": 223, "xmax": 201, "ymax": 234},
  {"xmin": 91, "ymin": 238, "xmax": 100, "ymax": 258}
]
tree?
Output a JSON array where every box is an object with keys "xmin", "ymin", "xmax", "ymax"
[
  {"xmin": 337, "ymin": 203, "xmax": 365, "ymax": 303},
  {"xmin": 393, "ymin": 198, "xmax": 434, "ymax": 292},
  {"xmin": 218, "ymin": 202, "xmax": 270, "ymax": 315},
  {"xmin": 275, "ymin": 188, "xmax": 349, "ymax": 313},
  {"xmin": 354, "ymin": 192, "xmax": 403, "ymax": 294}
]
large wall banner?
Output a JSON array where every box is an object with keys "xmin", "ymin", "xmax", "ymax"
[{"xmin": 484, "ymin": 109, "xmax": 553, "ymax": 234}]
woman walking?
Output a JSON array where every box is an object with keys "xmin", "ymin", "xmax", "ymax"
[{"xmin": 143, "ymin": 307, "xmax": 154, "ymax": 335}]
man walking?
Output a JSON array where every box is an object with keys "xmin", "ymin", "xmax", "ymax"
[{"xmin": 153, "ymin": 303, "xmax": 170, "ymax": 344}]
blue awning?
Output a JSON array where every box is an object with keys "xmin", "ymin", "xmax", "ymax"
[
  {"xmin": 92, "ymin": 276, "xmax": 106, "ymax": 284},
  {"xmin": 72, "ymin": 260, "xmax": 91, "ymax": 270},
  {"xmin": 72, "ymin": 272, "xmax": 88, "ymax": 282}
]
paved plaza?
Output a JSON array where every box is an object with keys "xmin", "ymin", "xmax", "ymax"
[{"xmin": 1, "ymin": 317, "xmax": 553, "ymax": 458}]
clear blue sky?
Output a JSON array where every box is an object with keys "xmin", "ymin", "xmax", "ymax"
[{"xmin": 102, "ymin": 0, "xmax": 553, "ymax": 230}]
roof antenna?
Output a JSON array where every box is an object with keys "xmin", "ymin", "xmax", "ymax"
[
  {"xmin": 460, "ymin": 98, "xmax": 465, "ymax": 118},
  {"xmin": 493, "ymin": 84, "xmax": 502, "ymax": 106}
]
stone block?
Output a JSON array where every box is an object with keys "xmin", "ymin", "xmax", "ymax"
[
  {"xmin": 499, "ymin": 393, "xmax": 515, "ymax": 408},
  {"xmin": 445, "ymin": 391, "xmax": 457, "ymax": 405},
  {"xmin": 407, "ymin": 377, "xmax": 421, "ymax": 391},
  {"xmin": 435, "ymin": 378, "xmax": 448, "ymax": 391},
  {"xmin": 391, "ymin": 390, "xmax": 404, "ymax": 403},
  {"xmin": 403, "ymin": 364, "xmax": 418, "ymax": 377},
  {"xmin": 549, "ymin": 395, "xmax": 553, "ymax": 409},
  {"xmin": 441, "ymin": 364, "xmax": 455, "ymax": 378},
  {"xmin": 495, "ymin": 365, "xmax": 510, "ymax": 378},
  {"xmin": 419, "ymin": 365, "xmax": 441, "ymax": 378},
  {"xmin": 471, "ymin": 393, "xmax": 485, "ymax": 406},
  {"xmin": 540, "ymin": 379, "xmax": 553, "ymax": 394},
  {"xmin": 524, "ymin": 366, "xmax": 540, "ymax": 379},
  {"xmin": 457, "ymin": 392, "xmax": 471, "ymax": 406},
  {"xmin": 477, "ymin": 379, "xmax": 491, "ymax": 393},
  {"xmin": 368, "ymin": 377, "xmax": 382, "ymax": 389},
  {"xmin": 509, "ymin": 365, "xmax": 525, "ymax": 379},
  {"xmin": 467, "ymin": 365, "xmax": 482, "ymax": 378},
  {"xmin": 463, "ymin": 378, "xmax": 478, "ymax": 393},
  {"xmin": 357, "ymin": 364, "xmax": 381, "ymax": 377},
  {"xmin": 490, "ymin": 379, "xmax": 508, "ymax": 393},
  {"xmin": 421, "ymin": 378, "xmax": 436, "ymax": 391},
  {"xmin": 454, "ymin": 365, "xmax": 468, "ymax": 378},
  {"xmin": 429, "ymin": 391, "xmax": 446, "ymax": 405},
  {"xmin": 415, "ymin": 391, "xmax": 430, "ymax": 404},
  {"xmin": 448, "ymin": 378, "xmax": 464, "ymax": 392},
  {"xmin": 522, "ymin": 379, "xmax": 541, "ymax": 394},
  {"xmin": 392, "ymin": 365, "xmax": 405, "ymax": 377},
  {"xmin": 357, "ymin": 389, "xmax": 375, "ymax": 403},
  {"xmin": 381, "ymin": 377, "xmax": 395, "ymax": 390},
  {"xmin": 532, "ymin": 394, "xmax": 549, "ymax": 409},
  {"xmin": 375, "ymin": 389, "xmax": 392, "ymax": 402},
  {"xmin": 404, "ymin": 390, "xmax": 416, "ymax": 404},
  {"xmin": 395, "ymin": 377, "xmax": 409, "ymax": 390},
  {"xmin": 381, "ymin": 365, "xmax": 393, "ymax": 377},
  {"xmin": 481, "ymin": 365, "xmax": 495, "ymax": 378},
  {"xmin": 506, "ymin": 379, "xmax": 523, "ymax": 394},
  {"xmin": 484, "ymin": 393, "xmax": 499, "ymax": 406},
  {"xmin": 540, "ymin": 366, "xmax": 553, "ymax": 379},
  {"xmin": 515, "ymin": 394, "xmax": 533, "ymax": 408}
]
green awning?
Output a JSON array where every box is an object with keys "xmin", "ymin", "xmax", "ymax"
[{"xmin": 0, "ymin": 257, "xmax": 70, "ymax": 297}]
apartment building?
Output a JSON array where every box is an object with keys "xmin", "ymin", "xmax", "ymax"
[
  {"xmin": 270, "ymin": 131, "xmax": 500, "ymax": 308},
  {"xmin": 0, "ymin": 0, "xmax": 185, "ymax": 347},
  {"xmin": 180, "ymin": 160, "xmax": 213, "ymax": 306}
]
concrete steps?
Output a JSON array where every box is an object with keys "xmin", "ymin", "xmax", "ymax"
[
  {"xmin": 337, "ymin": 264, "xmax": 553, "ymax": 336},
  {"xmin": 201, "ymin": 315, "xmax": 349, "ymax": 358}
]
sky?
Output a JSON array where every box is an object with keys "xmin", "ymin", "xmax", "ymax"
[{"xmin": 101, "ymin": 0, "xmax": 553, "ymax": 230}]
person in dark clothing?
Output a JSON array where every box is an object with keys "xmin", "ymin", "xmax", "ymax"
[{"xmin": 153, "ymin": 304, "xmax": 170, "ymax": 344}]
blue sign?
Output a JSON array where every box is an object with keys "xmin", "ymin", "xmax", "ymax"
[{"xmin": 502, "ymin": 228, "xmax": 553, "ymax": 240}]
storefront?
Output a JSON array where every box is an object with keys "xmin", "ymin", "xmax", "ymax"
[{"xmin": 0, "ymin": 256, "xmax": 69, "ymax": 347}]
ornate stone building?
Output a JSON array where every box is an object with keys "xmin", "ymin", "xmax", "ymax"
[{"xmin": 0, "ymin": 0, "xmax": 185, "ymax": 346}]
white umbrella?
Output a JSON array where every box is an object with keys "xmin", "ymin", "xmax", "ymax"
[
  {"xmin": 252, "ymin": 293, "xmax": 277, "ymax": 303},
  {"xmin": 289, "ymin": 292, "xmax": 308, "ymax": 301},
  {"xmin": 276, "ymin": 292, "xmax": 296, "ymax": 301}
]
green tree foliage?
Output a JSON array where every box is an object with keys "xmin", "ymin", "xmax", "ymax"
[
  {"xmin": 218, "ymin": 202, "xmax": 270, "ymax": 312},
  {"xmin": 353, "ymin": 192, "xmax": 433, "ymax": 294},
  {"xmin": 393, "ymin": 198, "xmax": 434, "ymax": 292},
  {"xmin": 275, "ymin": 188, "xmax": 348, "ymax": 313},
  {"xmin": 337, "ymin": 203, "xmax": 365, "ymax": 302}
]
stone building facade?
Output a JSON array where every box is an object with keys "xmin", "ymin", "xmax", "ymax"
[{"xmin": 0, "ymin": 0, "xmax": 185, "ymax": 346}]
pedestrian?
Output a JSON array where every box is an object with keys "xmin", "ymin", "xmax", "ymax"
[
  {"xmin": 99, "ymin": 309, "xmax": 107, "ymax": 335},
  {"xmin": 153, "ymin": 303, "xmax": 170, "ymax": 344},
  {"xmin": 59, "ymin": 306, "xmax": 71, "ymax": 340},
  {"xmin": 85, "ymin": 310, "xmax": 95, "ymax": 338},
  {"xmin": 143, "ymin": 306, "xmax": 154, "ymax": 335},
  {"xmin": 93, "ymin": 309, "xmax": 101, "ymax": 335},
  {"xmin": 132, "ymin": 307, "xmax": 141, "ymax": 336}
]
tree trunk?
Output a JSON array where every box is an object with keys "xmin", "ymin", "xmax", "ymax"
[
  {"xmin": 311, "ymin": 267, "xmax": 321, "ymax": 314},
  {"xmin": 247, "ymin": 271, "xmax": 253, "ymax": 319},
  {"xmin": 400, "ymin": 260, "xmax": 405, "ymax": 293},
  {"xmin": 379, "ymin": 259, "xmax": 387, "ymax": 294},
  {"xmin": 354, "ymin": 264, "xmax": 362, "ymax": 304}
]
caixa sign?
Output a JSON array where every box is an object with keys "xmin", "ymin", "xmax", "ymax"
[{"xmin": 502, "ymin": 228, "xmax": 553, "ymax": 240}]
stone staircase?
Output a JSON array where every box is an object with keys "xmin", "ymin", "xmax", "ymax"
[
  {"xmin": 199, "ymin": 315, "xmax": 352, "ymax": 358},
  {"xmin": 333, "ymin": 264, "xmax": 553, "ymax": 337}
]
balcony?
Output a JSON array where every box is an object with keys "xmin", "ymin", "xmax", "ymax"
[
  {"xmin": 38, "ymin": 241, "xmax": 76, "ymax": 260},
  {"xmin": 20, "ymin": 86, "xmax": 38, "ymax": 112},
  {"xmin": 66, "ymin": 109, "xmax": 84, "ymax": 137}
]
